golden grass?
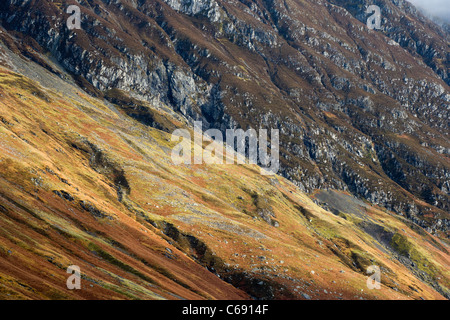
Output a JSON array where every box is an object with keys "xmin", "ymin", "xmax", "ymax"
[{"xmin": 0, "ymin": 66, "xmax": 448, "ymax": 300}]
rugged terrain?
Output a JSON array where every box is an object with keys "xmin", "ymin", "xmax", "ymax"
[
  {"xmin": 0, "ymin": 0, "xmax": 448, "ymax": 300},
  {"xmin": 1, "ymin": 0, "xmax": 448, "ymax": 235}
]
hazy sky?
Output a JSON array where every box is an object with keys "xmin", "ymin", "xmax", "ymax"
[{"xmin": 407, "ymin": 0, "xmax": 450, "ymax": 22}]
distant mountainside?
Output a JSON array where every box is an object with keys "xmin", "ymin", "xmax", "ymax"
[
  {"xmin": 0, "ymin": 0, "xmax": 448, "ymax": 300},
  {"xmin": 407, "ymin": 0, "xmax": 450, "ymax": 26}
]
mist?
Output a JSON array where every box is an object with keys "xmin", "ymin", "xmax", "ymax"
[{"xmin": 407, "ymin": 0, "xmax": 450, "ymax": 23}]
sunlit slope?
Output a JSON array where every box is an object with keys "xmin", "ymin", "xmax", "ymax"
[
  {"xmin": 1, "ymin": 0, "xmax": 449, "ymax": 233},
  {"xmin": 0, "ymin": 66, "xmax": 448, "ymax": 300}
]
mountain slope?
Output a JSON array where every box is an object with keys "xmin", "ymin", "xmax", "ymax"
[
  {"xmin": 1, "ymin": 0, "xmax": 448, "ymax": 236},
  {"xmin": 0, "ymin": 39, "xmax": 449, "ymax": 299}
]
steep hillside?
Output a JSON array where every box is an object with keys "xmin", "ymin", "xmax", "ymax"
[
  {"xmin": 0, "ymin": 40, "xmax": 449, "ymax": 299},
  {"xmin": 0, "ymin": 0, "xmax": 448, "ymax": 236}
]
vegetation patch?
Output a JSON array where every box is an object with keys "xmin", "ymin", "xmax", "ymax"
[{"xmin": 88, "ymin": 242, "xmax": 158, "ymax": 286}]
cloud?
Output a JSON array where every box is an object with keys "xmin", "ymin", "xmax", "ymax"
[{"xmin": 407, "ymin": 0, "xmax": 450, "ymax": 22}]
